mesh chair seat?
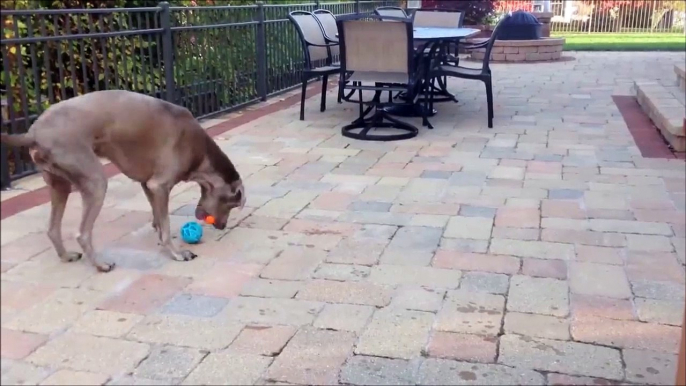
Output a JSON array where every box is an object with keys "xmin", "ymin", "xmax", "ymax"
[
  {"xmin": 313, "ymin": 9, "xmax": 340, "ymax": 58},
  {"xmin": 436, "ymin": 65, "xmax": 481, "ymax": 77},
  {"xmin": 313, "ymin": 10, "xmax": 339, "ymax": 41},
  {"xmin": 348, "ymin": 71, "xmax": 410, "ymax": 84},
  {"xmin": 374, "ymin": 6, "xmax": 408, "ymax": 19},
  {"xmin": 412, "ymin": 9, "xmax": 464, "ymax": 28}
]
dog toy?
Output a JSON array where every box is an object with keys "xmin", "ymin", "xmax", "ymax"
[
  {"xmin": 205, "ymin": 215, "xmax": 215, "ymax": 225},
  {"xmin": 180, "ymin": 221, "xmax": 203, "ymax": 244}
]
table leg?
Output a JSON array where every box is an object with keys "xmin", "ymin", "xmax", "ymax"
[
  {"xmin": 393, "ymin": 40, "xmax": 459, "ymax": 107},
  {"xmin": 383, "ymin": 76, "xmax": 437, "ymax": 118}
]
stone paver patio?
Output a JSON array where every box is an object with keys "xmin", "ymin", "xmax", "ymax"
[{"xmin": 1, "ymin": 52, "xmax": 685, "ymax": 385}]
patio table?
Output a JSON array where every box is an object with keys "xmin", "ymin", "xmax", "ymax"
[{"xmin": 385, "ymin": 27, "xmax": 481, "ymax": 118}]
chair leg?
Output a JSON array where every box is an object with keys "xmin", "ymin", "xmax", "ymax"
[
  {"xmin": 337, "ymin": 80, "xmax": 343, "ymax": 104},
  {"xmin": 300, "ymin": 77, "xmax": 307, "ymax": 121},
  {"xmin": 429, "ymin": 78, "xmax": 435, "ymax": 114},
  {"xmin": 485, "ymin": 78, "xmax": 493, "ymax": 128},
  {"xmin": 320, "ymin": 75, "xmax": 328, "ymax": 112},
  {"xmin": 423, "ymin": 76, "xmax": 433, "ymax": 129},
  {"xmin": 358, "ymin": 89, "xmax": 363, "ymax": 117}
]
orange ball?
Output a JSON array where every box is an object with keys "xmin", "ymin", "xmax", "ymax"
[{"xmin": 205, "ymin": 215, "xmax": 215, "ymax": 225}]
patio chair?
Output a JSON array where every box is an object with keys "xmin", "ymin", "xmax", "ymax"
[
  {"xmin": 313, "ymin": 9, "xmax": 357, "ymax": 104},
  {"xmin": 312, "ymin": 9, "xmax": 339, "ymax": 57},
  {"xmin": 288, "ymin": 10, "xmax": 340, "ymax": 121},
  {"xmin": 336, "ymin": 14, "xmax": 424, "ymax": 141},
  {"xmin": 412, "ymin": 9, "xmax": 465, "ymax": 28},
  {"xmin": 373, "ymin": 6, "xmax": 408, "ymax": 19},
  {"xmin": 410, "ymin": 9, "xmax": 466, "ymax": 103},
  {"xmin": 412, "ymin": 9, "xmax": 464, "ymax": 64},
  {"xmin": 424, "ymin": 13, "xmax": 512, "ymax": 129}
]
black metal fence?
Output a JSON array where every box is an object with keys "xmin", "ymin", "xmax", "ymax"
[{"xmin": 0, "ymin": 0, "xmax": 398, "ymax": 188}]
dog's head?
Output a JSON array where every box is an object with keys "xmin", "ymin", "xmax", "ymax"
[{"xmin": 195, "ymin": 178, "xmax": 245, "ymax": 230}]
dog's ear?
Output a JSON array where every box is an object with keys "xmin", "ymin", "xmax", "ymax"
[
  {"xmin": 237, "ymin": 183, "xmax": 246, "ymax": 209},
  {"xmin": 231, "ymin": 179, "xmax": 246, "ymax": 209},
  {"xmin": 198, "ymin": 181, "xmax": 210, "ymax": 196}
]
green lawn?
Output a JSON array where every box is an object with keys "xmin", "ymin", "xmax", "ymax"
[{"xmin": 552, "ymin": 32, "xmax": 686, "ymax": 51}]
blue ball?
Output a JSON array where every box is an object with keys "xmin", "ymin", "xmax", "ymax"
[{"xmin": 180, "ymin": 221, "xmax": 203, "ymax": 244}]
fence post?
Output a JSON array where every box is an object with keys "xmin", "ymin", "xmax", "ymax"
[
  {"xmin": 0, "ymin": 145, "xmax": 8, "ymax": 190},
  {"xmin": 315, "ymin": 0, "xmax": 320, "ymax": 8},
  {"xmin": 256, "ymin": 2, "xmax": 268, "ymax": 101},
  {"xmin": 587, "ymin": 0, "xmax": 594, "ymax": 34},
  {"xmin": 355, "ymin": 0, "xmax": 360, "ymax": 14},
  {"xmin": 0, "ymin": 99, "xmax": 8, "ymax": 190},
  {"xmin": 160, "ymin": 2, "xmax": 176, "ymax": 103}
]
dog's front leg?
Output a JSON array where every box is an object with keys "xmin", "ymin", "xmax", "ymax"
[{"xmin": 146, "ymin": 180, "xmax": 198, "ymax": 262}]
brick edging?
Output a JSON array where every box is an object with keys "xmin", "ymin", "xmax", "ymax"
[
  {"xmin": 0, "ymin": 79, "xmax": 338, "ymax": 220},
  {"xmin": 613, "ymin": 95, "xmax": 685, "ymax": 160}
]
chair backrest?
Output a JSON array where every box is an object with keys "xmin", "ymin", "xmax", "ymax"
[
  {"xmin": 374, "ymin": 6, "xmax": 408, "ymax": 19},
  {"xmin": 412, "ymin": 9, "xmax": 464, "ymax": 28},
  {"xmin": 288, "ymin": 11, "xmax": 330, "ymax": 68},
  {"xmin": 313, "ymin": 9, "xmax": 340, "ymax": 57},
  {"xmin": 481, "ymin": 13, "xmax": 512, "ymax": 71},
  {"xmin": 336, "ymin": 14, "xmax": 414, "ymax": 82}
]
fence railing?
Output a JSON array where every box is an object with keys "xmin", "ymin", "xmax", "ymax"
[
  {"xmin": 496, "ymin": 0, "xmax": 686, "ymax": 34},
  {"xmin": 0, "ymin": 0, "xmax": 398, "ymax": 188}
]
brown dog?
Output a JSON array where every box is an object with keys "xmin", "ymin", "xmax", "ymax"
[{"xmin": 1, "ymin": 90, "xmax": 245, "ymax": 272}]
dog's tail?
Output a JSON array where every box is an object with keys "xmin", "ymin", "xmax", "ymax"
[{"xmin": 0, "ymin": 132, "xmax": 34, "ymax": 147}]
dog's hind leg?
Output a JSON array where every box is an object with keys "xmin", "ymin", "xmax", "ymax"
[
  {"xmin": 141, "ymin": 182, "xmax": 160, "ymax": 237},
  {"xmin": 44, "ymin": 172, "xmax": 82, "ymax": 262},
  {"xmin": 71, "ymin": 158, "xmax": 113, "ymax": 272}
]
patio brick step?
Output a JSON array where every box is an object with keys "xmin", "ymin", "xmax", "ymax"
[
  {"xmin": 633, "ymin": 79, "xmax": 686, "ymax": 152},
  {"xmin": 675, "ymin": 63, "xmax": 685, "ymax": 92}
]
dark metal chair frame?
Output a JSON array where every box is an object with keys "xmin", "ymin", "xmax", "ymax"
[
  {"xmin": 336, "ymin": 14, "xmax": 425, "ymax": 141},
  {"xmin": 288, "ymin": 10, "xmax": 340, "ymax": 121},
  {"xmin": 424, "ymin": 13, "xmax": 512, "ymax": 129}
]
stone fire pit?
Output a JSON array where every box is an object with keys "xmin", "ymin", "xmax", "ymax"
[
  {"xmin": 468, "ymin": 11, "xmax": 566, "ymax": 63},
  {"xmin": 469, "ymin": 38, "xmax": 565, "ymax": 62}
]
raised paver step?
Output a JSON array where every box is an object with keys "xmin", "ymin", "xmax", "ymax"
[
  {"xmin": 634, "ymin": 79, "xmax": 686, "ymax": 152},
  {"xmin": 676, "ymin": 63, "xmax": 685, "ymax": 92}
]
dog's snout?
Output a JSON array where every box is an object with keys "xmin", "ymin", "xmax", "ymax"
[
  {"xmin": 213, "ymin": 220, "xmax": 227, "ymax": 230},
  {"xmin": 195, "ymin": 206, "xmax": 208, "ymax": 221}
]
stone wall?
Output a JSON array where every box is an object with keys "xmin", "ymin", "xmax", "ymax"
[
  {"xmin": 634, "ymin": 79, "xmax": 686, "ymax": 152},
  {"xmin": 469, "ymin": 38, "xmax": 565, "ymax": 62},
  {"xmin": 676, "ymin": 64, "xmax": 686, "ymax": 92}
]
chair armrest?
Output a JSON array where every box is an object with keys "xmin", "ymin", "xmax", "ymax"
[
  {"xmin": 459, "ymin": 40, "xmax": 489, "ymax": 50},
  {"xmin": 322, "ymin": 33, "xmax": 339, "ymax": 44},
  {"xmin": 307, "ymin": 41, "xmax": 340, "ymax": 48}
]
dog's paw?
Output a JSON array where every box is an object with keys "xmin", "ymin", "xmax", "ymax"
[
  {"xmin": 96, "ymin": 262, "xmax": 115, "ymax": 273},
  {"xmin": 60, "ymin": 251, "xmax": 83, "ymax": 263},
  {"xmin": 175, "ymin": 250, "xmax": 198, "ymax": 262}
]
